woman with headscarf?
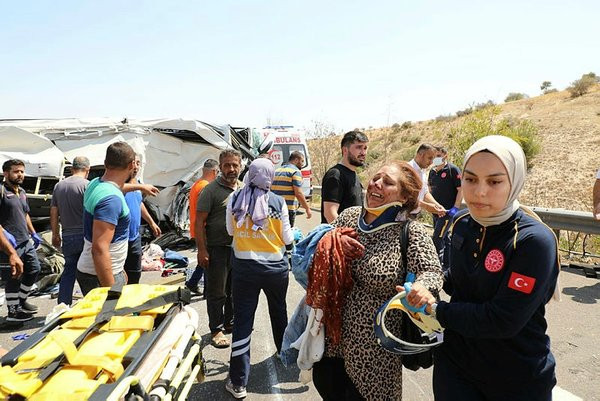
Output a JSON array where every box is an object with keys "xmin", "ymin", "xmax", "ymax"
[
  {"xmin": 224, "ymin": 158, "xmax": 294, "ymax": 399},
  {"xmin": 311, "ymin": 161, "xmax": 443, "ymax": 401},
  {"xmin": 403, "ymin": 135, "xmax": 560, "ymax": 401}
]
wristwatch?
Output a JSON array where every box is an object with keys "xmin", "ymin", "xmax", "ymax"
[{"xmin": 430, "ymin": 303, "xmax": 438, "ymax": 318}]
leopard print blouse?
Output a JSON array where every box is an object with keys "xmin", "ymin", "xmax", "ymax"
[{"xmin": 328, "ymin": 206, "xmax": 443, "ymax": 401}]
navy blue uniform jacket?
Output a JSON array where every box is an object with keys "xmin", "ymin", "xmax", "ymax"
[{"xmin": 436, "ymin": 209, "xmax": 559, "ymax": 386}]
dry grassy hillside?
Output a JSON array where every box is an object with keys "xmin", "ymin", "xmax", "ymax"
[{"xmin": 308, "ymin": 85, "xmax": 600, "ymax": 212}]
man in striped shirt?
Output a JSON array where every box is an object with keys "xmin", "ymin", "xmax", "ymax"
[{"xmin": 271, "ymin": 151, "xmax": 312, "ymax": 227}]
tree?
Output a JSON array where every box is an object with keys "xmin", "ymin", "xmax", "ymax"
[
  {"xmin": 306, "ymin": 120, "xmax": 339, "ymax": 185},
  {"xmin": 568, "ymin": 72, "xmax": 599, "ymax": 98},
  {"xmin": 448, "ymin": 106, "xmax": 540, "ymax": 169},
  {"xmin": 540, "ymin": 81, "xmax": 552, "ymax": 92},
  {"xmin": 505, "ymin": 92, "xmax": 528, "ymax": 102}
]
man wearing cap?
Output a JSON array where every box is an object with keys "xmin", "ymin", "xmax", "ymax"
[{"xmin": 51, "ymin": 156, "xmax": 91, "ymax": 305}]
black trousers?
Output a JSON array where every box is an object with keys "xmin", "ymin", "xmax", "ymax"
[
  {"xmin": 204, "ymin": 245, "xmax": 233, "ymax": 334},
  {"xmin": 433, "ymin": 353, "xmax": 555, "ymax": 401},
  {"xmin": 313, "ymin": 357, "xmax": 365, "ymax": 401}
]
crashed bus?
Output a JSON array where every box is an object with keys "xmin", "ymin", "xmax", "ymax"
[{"xmin": 0, "ymin": 118, "xmax": 255, "ymax": 237}]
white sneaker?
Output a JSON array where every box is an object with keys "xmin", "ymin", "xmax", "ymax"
[{"xmin": 225, "ymin": 379, "xmax": 247, "ymax": 399}]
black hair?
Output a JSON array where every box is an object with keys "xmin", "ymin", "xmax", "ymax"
[{"xmin": 341, "ymin": 130, "xmax": 369, "ymax": 148}]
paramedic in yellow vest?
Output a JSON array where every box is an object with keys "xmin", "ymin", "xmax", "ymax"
[{"xmin": 224, "ymin": 158, "xmax": 294, "ymax": 399}]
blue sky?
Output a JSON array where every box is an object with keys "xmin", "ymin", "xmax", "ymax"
[{"xmin": 1, "ymin": 1, "xmax": 598, "ymax": 133}]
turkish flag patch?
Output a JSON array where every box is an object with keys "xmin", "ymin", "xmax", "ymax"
[{"xmin": 508, "ymin": 272, "xmax": 536, "ymax": 294}]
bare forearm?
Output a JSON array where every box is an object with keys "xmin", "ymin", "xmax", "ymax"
[
  {"xmin": 297, "ymin": 192, "xmax": 311, "ymax": 212},
  {"xmin": 50, "ymin": 207, "xmax": 60, "ymax": 237},
  {"xmin": 454, "ymin": 188, "xmax": 463, "ymax": 208},
  {"xmin": 196, "ymin": 224, "xmax": 208, "ymax": 253},
  {"xmin": 25, "ymin": 215, "xmax": 35, "ymax": 234},
  {"xmin": 140, "ymin": 203, "xmax": 155, "ymax": 225}
]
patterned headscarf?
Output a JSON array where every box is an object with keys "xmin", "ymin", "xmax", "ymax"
[{"xmin": 232, "ymin": 158, "xmax": 274, "ymax": 229}]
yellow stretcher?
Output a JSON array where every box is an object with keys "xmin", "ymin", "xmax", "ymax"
[{"xmin": 0, "ymin": 284, "xmax": 204, "ymax": 400}]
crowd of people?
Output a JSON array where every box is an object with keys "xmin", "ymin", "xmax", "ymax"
[{"xmin": 0, "ymin": 130, "xmax": 597, "ymax": 400}]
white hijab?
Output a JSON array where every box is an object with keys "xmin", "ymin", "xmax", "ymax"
[{"xmin": 463, "ymin": 135, "xmax": 527, "ymax": 227}]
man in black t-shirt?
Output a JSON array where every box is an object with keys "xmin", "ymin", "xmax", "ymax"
[
  {"xmin": 428, "ymin": 146, "xmax": 462, "ymax": 268},
  {"xmin": 321, "ymin": 131, "xmax": 369, "ymax": 223}
]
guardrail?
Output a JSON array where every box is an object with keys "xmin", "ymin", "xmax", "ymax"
[{"xmin": 311, "ymin": 185, "xmax": 600, "ymax": 235}]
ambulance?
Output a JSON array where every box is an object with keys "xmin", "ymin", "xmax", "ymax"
[{"xmin": 254, "ymin": 125, "xmax": 313, "ymax": 199}]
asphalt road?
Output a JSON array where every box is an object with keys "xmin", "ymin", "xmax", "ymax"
[{"xmin": 1, "ymin": 212, "xmax": 598, "ymax": 400}]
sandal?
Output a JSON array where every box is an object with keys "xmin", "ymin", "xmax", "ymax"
[{"xmin": 211, "ymin": 332, "xmax": 231, "ymax": 348}]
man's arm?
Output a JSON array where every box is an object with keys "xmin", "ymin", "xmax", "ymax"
[
  {"xmin": 195, "ymin": 212, "xmax": 210, "ymax": 268},
  {"xmin": 141, "ymin": 203, "xmax": 161, "ymax": 237},
  {"xmin": 292, "ymin": 185, "xmax": 312, "ymax": 219},
  {"xmin": 0, "ymin": 226, "xmax": 23, "ymax": 278},
  {"xmin": 323, "ymin": 201, "xmax": 340, "ymax": 223},
  {"xmin": 421, "ymin": 192, "xmax": 446, "ymax": 216},
  {"xmin": 91, "ymin": 220, "xmax": 117, "ymax": 287},
  {"xmin": 123, "ymin": 183, "xmax": 160, "ymax": 197},
  {"xmin": 454, "ymin": 187, "xmax": 463, "ymax": 208},
  {"xmin": 25, "ymin": 214, "xmax": 36, "ymax": 235},
  {"xmin": 593, "ymin": 178, "xmax": 600, "ymax": 220},
  {"xmin": 50, "ymin": 206, "xmax": 61, "ymax": 248}
]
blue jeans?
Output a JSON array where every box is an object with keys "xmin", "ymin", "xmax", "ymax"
[
  {"xmin": 58, "ymin": 234, "xmax": 84, "ymax": 305},
  {"xmin": 187, "ymin": 265, "xmax": 204, "ymax": 288}
]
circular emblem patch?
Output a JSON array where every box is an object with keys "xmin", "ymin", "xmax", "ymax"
[
  {"xmin": 485, "ymin": 249, "xmax": 505, "ymax": 272},
  {"xmin": 441, "ymin": 172, "xmax": 447, "ymax": 178}
]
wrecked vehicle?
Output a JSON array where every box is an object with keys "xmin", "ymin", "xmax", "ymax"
[{"xmin": 0, "ymin": 118, "xmax": 255, "ymax": 237}]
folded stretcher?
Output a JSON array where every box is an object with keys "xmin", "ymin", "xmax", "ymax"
[{"xmin": 0, "ymin": 284, "xmax": 205, "ymax": 400}]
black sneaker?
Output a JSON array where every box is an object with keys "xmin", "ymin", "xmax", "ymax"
[
  {"xmin": 185, "ymin": 283, "xmax": 203, "ymax": 296},
  {"xmin": 7, "ymin": 309, "xmax": 34, "ymax": 322},
  {"xmin": 20, "ymin": 300, "xmax": 38, "ymax": 313}
]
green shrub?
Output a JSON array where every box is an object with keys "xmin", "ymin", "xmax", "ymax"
[
  {"xmin": 568, "ymin": 72, "xmax": 599, "ymax": 98},
  {"xmin": 474, "ymin": 100, "xmax": 496, "ymax": 110},
  {"xmin": 504, "ymin": 92, "xmax": 528, "ymax": 102},
  {"xmin": 544, "ymin": 88, "xmax": 558, "ymax": 94},
  {"xmin": 448, "ymin": 106, "xmax": 540, "ymax": 169},
  {"xmin": 398, "ymin": 144, "xmax": 418, "ymax": 161},
  {"xmin": 456, "ymin": 106, "xmax": 473, "ymax": 117},
  {"xmin": 540, "ymin": 81, "xmax": 552, "ymax": 91},
  {"xmin": 435, "ymin": 114, "xmax": 455, "ymax": 122},
  {"xmin": 401, "ymin": 121, "xmax": 412, "ymax": 130}
]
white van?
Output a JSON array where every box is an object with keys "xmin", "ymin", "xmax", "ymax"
[{"xmin": 254, "ymin": 126, "xmax": 313, "ymax": 199}]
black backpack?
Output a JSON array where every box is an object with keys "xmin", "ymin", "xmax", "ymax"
[{"xmin": 400, "ymin": 220, "xmax": 435, "ymax": 371}]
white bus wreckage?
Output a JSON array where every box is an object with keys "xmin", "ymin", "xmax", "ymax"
[{"xmin": 0, "ymin": 118, "xmax": 256, "ymax": 238}]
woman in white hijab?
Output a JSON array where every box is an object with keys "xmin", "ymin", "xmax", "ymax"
[{"xmin": 403, "ymin": 135, "xmax": 560, "ymax": 401}]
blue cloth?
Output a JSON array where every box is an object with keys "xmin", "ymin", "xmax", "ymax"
[
  {"xmin": 290, "ymin": 224, "xmax": 333, "ymax": 289},
  {"xmin": 124, "ymin": 190, "xmax": 143, "ymax": 241},
  {"xmin": 280, "ymin": 224, "xmax": 334, "ymax": 367},
  {"xmin": 279, "ymin": 295, "xmax": 311, "ymax": 367},
  {"xmin": 164, "ymin": 249, "xmax": 189, "ymax": 268},
  {"xmin": 2, "ymin": 229, "xmax": 17, "ymax": 248}
]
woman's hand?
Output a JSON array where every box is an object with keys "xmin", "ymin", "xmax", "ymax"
[
  {"xmin": 396, "ymin": 282, "xmax": 436, "ymax": 312},
  {"xmin": 339, "ymin": 230, "xmax": 365, "ymax": 260}
]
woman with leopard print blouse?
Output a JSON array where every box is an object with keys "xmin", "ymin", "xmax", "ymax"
[{"xmin": 312, "ymin": 161, "xmax": 444, "ymax": 401}]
